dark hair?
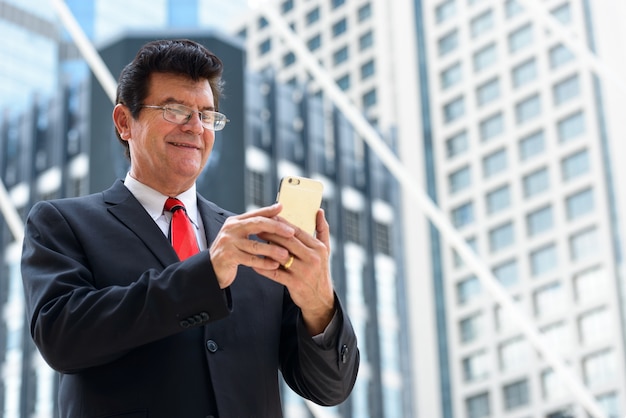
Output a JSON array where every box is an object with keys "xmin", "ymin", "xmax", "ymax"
[{"xmin": 114, "ymin": 39, "xmax": 224, "ymax": 157}]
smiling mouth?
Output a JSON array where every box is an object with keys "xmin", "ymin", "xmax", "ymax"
[{"xmin": 170, "ymin": 142, "xmax": 199, "ymax": 150}]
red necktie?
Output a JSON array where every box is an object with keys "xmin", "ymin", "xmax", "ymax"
[{"xmin": 164, "ymin": 198, "xmax": 200, "ymax": 260}]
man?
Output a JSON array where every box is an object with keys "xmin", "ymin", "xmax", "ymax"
[{"xmin": 21, "ymin": 39, "xmax": 359, "ymax": 417}]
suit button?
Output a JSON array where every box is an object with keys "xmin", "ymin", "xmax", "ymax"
[
  {"xmin": 206, "ymin": 340, "xmax": 218, "ymax": 353},
  {"xmin": 180, "ymin": 320, "xmax": 190, "ymax": 328},
  {"xmin": 201, "ymin": 312, "xmax": 210, "ymax": 321}
]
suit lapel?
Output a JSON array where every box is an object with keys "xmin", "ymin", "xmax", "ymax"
[
  {"xmin": 197, "ymin": 195, "xmax": 229, "ymax": 246},
  {"xmin": 103, "ymin": 180, "xmax": 179, "ymax": 266}
]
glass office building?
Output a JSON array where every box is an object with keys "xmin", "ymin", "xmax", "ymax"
[
  {"xmin": 0, "ymin": 2, "xmax": 405, "ymax": 417},
  {"xmin": 237, "ymin": 0, "xmax": 626, "ymax": 417}
]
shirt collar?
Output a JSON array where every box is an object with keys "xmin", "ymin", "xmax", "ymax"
[{"xmin": 123, "ymin": 173, "xmax": 199, "ymax": 227}]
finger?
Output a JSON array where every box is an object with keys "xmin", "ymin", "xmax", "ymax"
[
  {"xmin": 237, "ymin": 238, "xmax": 290, "ymax": 262},
  {"xmin": 315, "ymin": 209, "xmax": 330, "ymax": 247},
  {"xmin": 225, "ymin": 211, "xmax": 295, "ymax": 239},
  {"xmin": 236, "ymin": 202, "xmax": 283, "ymax": 220}
]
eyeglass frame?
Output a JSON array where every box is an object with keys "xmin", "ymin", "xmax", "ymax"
[{"xmin": 140, "ymin": 103, "xmax": 229, "ymax": 131}]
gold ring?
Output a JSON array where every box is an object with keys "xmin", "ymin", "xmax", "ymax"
[{"xmin": 284, "ymin": 255, "xmax": 295, "ymax": 269}]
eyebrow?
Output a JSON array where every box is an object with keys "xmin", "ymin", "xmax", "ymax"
[{"xmin": 160, "ymin": 97, "xmax": 216, "ymax": 112}]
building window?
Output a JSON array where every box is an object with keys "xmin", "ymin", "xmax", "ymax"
[
  {"xmin": 248, "ymin": 171, "xmax": 266, "ymax": 207},
  {"xmin": 541, "ymin": 321, "xmax": 570, "ymax": 356},
  {"xmin": 441, "ymin": 61, "xmax": 463, "ymax": 90},
  {"xmin": 331, "ymin": 0, "xmax": 346, "ymax": 8},
  {"xmin": 508, "ymin": 23, "xmax": 533, "ymax": 53},
  {"xmin": 449, "ymin": 165, "xmax": 471, "ymax": 194},
  {"xmin": 438, "ymin": 29, "xmax": 459, "ymax": 56},
  {"xmin": 530, "ymin": 243, "xmax": 558, "ymax": 276},
  {"xmin": 527, "ymin": 205, "xmax": 553, "ymax": 236},
  {"xmin": 519, "ymin": 130, "xmax": 544, "ymax": 161},
  {"xmin": 489, "ymin": 222, "xmax": 514, "ymax": 252},
  {"xmin": 373, "ymin": 221, "xmax": 392, "ymax": 255},
  {"xmin": 443, "ymin": 96, "xmax": 465, "ymax": 123},
  {"xmin": 436, "ymin": 0, "xmax": 456, "ymax": 23},
  {"xmin": 505, "ymin": 0, "xmax": 524, "ymax": 18},
  {"xmin": 523, "ymin": 167, "xmax": 549, "ymax": 198},
  {"xmin": 362, "ymin": 88, "xmax": 377, "ymax": 108},
  {"xmin": 575, "ymin": 266, "xmax": 606, "ymax": 305},
  {"xmin": 358, "ymin": 3, "xmax": 372, "ymax": 21},
  {"xmin": 332, "ymin": 18, "xmax": 347, "ymax": 37},
  {"xmin": 463, "ymin": 350, "xmax": 489, "ymax": 382},
  {"xmin": 515, "ymin": 93, "xmax": 541, "ymax": 124},
  {"xmin": 333, "ymin": 46, "xmax": 349, "ymax": 65},
  {"xmin": 550, "ymin": 44, "xmax": 574, "ymax": 68},
  {"xmin": 460, "ymin": 311, "xmax": 483, "ymax": 343},
  {"xmin": 483, "ymin": 148, "xmax": 507, "ymax": 178},
  {"xmin": 579, "ymin": 307, "xmax": 610, "ymax": 345},
  {"xmin": 470, "ymin": 9, "xmax": 494, "ymax": 38},
  {"xmin": 454, "ymin": 236, "xmax": 477, "ymax": 268},
  {"xmin": 558, "ymin": 111, "xmax": 585, "ymax": 142},
  {"xmin": 466, "ymin": 392, "xmax": 490, "ymax": 418},
  {"xmin": 503, "ymin": 379, "xmax": 530, "ymax": 410},
  {"xmin": 361, "ymin": 60, "xmax": 375, "ymax": 80},
  {"xmin": 551, "ymin": 3, "xmax": 572, "ymax": 24},
  {"xmin": 336, "ymin": 74, "xmax": 350, "ymax": 91},
  {"xmin": 283, "ymin": 52, "xmax": 295, "ymax": 67},
  {"xmin": 486, "ymin": 184, "xmax": 511, "ymax": 214},
  {"xmin": 476, "ymin": 77, "xmax": 500, "ymax": 106},
  {"xmin": 512, "ymin": 58, "xmax": 537, "ymax": 88},
  {"xmin": 480, "ymin": 112, "xmax": 504, "ymax": 141},
  {"xmin": 446, "ymin": 130, "xmax": 468, "ymax": 158},
  {"xmin": 259, "ymin": 38, "xmax": 271, "ymax": 55},
  {"xmin": 306, "ymin": 7, "xmax": 321, "ymax": 24},
  {"xmin": 359, "ymin": 30, "xmax": 374, "ymax": 50},
  {"xmin": 344, "ymin": 209, "xmax": 362, "ymax": 244},
  {"xmin": 534, "ymin": 281, "xmax": 563, "ymax": 317},
  {"xmin": 570, "ymin": 227, "xmax": 599, "ymax": 261},
  {"xmin": 307, "ymin": 34, "xmax": 322, "ymax": 51},
  {"xmin": 452, "ymin": 201, "xmax": 474, "ymax": 228},
  {"xmin": 561, "ymin": 149, "xmax": 590, "ymax": 181},
  {"xmin": 493, "ymin": 258, "xmax": 518, "ymax": 287},
  {"xmin": 281, "ymin": 0, "xmax": 294, "ymax": 13},
  {"xmin": 566, "ymin": 187, "xmax": 594, "ymax": 220},
  {"xmin": 597, "ymin": 392, "xmax": 620, "ymax": 418},
  {"xmin": 473, "ymin": 43, "xmax": 497, "ymax": 72},
  {"xmin": 500, "ymin": 336, "xmax": 529, "ymax": 372},
  {"xmin": 457, "ymin": 275, "xmax": 481, "ymax": 305},
  {"xmin": 584, "ymin": 349, "xmax": 617, "ymax": 388},
  {"xmin": 542, "ymin": 368, "xmax": 569, "ymax": 401},
  {"xmin": 258, "ymin": 16, "xmax": 269, "ymax": 29},
  {"xmin": 553, "ymin": 74, "xmax": 580, "ymax": 105}
]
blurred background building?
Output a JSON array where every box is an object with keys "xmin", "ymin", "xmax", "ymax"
[{"xmin": 2, "ymin": 0, "xmax": 626, "ymax": 418}]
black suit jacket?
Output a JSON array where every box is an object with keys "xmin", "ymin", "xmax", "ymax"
[{"xmin": 21, "ymin": 180, "xmax": 359, "ymax": 417}]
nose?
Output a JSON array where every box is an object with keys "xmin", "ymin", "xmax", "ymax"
[{"xmin": 181, "ymin": 110, "xmax": 204, "ymax": 134}]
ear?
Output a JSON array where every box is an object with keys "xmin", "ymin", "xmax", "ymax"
[{"xmin": 113, "ymin": 104, "xmax": 133, "ymax": 141}]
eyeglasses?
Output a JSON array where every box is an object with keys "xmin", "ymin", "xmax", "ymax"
[{"xmin": 141, "ymin": 103, "xmax": 229, "ymax": 131}]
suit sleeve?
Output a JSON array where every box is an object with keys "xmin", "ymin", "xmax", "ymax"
[
  {"xmin": 20, "ymin": 200, "xmax": 230, "ymax": 373},
  {"xmin": 279, "ymin": 291, "xmax": 360, "ymax": 406}
]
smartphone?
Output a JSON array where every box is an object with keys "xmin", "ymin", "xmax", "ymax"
[{"xmin": 276, "ymin": 176, "xmax": 324, "ymax": 236}]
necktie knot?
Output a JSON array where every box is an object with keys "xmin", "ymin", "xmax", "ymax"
[
  {"xmin": 164, "ymin": 197, "xmax": 199, "ymax": 260},
  {"xmin": 165, "ymin": 197, "xmax": 186, "ymax": 213}
]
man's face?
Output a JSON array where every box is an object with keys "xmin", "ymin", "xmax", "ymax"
[{"xmin": 115, "ymin": 72, "xmax": 216, "ymax": 196}]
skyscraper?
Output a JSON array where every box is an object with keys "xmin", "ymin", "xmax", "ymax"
[
  {"xmin": 236, "ymin": 0, "xmax": 626, "ymax": 417},
  {"xmin": 2, "ymin": 2, "xmax": 406, "ymax": 418}
]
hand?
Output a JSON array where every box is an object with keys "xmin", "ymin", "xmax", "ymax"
[
  {"xmin": 209, "ymin": 204, "xmax": 295, "ymax": 288},
  {"xmin": 255, "ymin": 209, "xmax": 336, "ymax": 335}
]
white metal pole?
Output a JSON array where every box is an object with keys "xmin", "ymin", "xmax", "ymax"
[
  {"xmin": 0, "ymin": 180, "xmax": 24, "ymax": 244},
  {"xmin": 51, "ymin": 0, "xmax": 118, "ymax": 103},
  {"xmin": 252, "ymin": 1, "xmax": 609, "ymax": 417}
]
